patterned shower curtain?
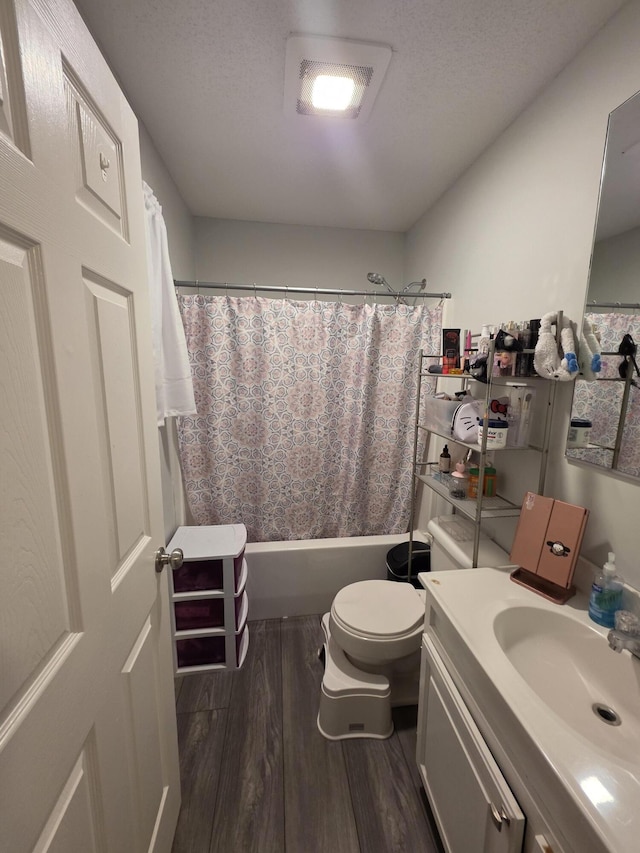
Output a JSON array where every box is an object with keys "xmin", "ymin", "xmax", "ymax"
[
  {"xmin": 570, "ymin": 312, "xmax": 640, "ymax": 477},
  {"xmin": 177, "ymin": 295, "xmax": 441, "ymax": 541}
]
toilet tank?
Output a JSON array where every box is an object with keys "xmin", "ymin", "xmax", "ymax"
[{"xmin": 427, "ymin": 516, "xmax": 514, "ymax": 571}]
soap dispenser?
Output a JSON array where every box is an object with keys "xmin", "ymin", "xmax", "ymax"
[{"xmin": 589, "ymin": 553, "xmax": 623, "ymax": 628}]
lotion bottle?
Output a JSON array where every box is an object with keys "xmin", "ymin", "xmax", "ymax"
[
  {"xmin": 478, "ymin": 325, "xmax": 491, "ymax": 355},
  {"xmin": 588, "ymin": 553, "xmax": 623, "ymax": 628}
]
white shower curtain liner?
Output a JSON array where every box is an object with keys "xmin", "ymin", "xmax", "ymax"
[{"xmin": 142, "ymin": 181, "xmax": 196, "ymax": 426}]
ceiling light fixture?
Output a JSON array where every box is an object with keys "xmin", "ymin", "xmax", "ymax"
[
  {"xmin": 311, "ymin": 74, "xmax": 355, "ymax": 111},
  {"xmin": 284, "ymin": 35, "xmax": 392, "ymax": 122}
]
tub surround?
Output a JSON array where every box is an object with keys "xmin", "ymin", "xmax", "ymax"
[
  {"xmin": 245, "ymin": 533, "xmax": 410, "ymax": 620},
  {"xmin": 418, "ymin": 566, "xmax": 640, "ymax": 853}
]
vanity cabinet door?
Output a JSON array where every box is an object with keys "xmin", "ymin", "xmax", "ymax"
[{"xmin": 417, "ymin": 636, "xmax": 525, "ymax": 853}]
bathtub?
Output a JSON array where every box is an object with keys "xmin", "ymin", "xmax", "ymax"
[{"xmin": 245, "ymin": 532, "xmax": 414, "ymax": 621}]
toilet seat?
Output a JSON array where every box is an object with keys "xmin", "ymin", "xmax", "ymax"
[
  {"xmin": 331, "ymin": 580, "xmax": 424, "ymax": 638},
  {"xmin": 329, "ymin": 580, "xmax": 425, "ymax": 664}
]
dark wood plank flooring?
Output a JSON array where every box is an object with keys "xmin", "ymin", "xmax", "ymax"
[{"xmin": 172, "ymin": 616, "xmax": 443, "ymax": 853}]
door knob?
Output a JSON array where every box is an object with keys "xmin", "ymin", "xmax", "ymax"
[{"xmin": 155, "ymin": 547, "xmax": 184, "ymax": 573}]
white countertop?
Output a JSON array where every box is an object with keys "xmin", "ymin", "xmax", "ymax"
[{"xmin": 418, "ymin": 566, "xmax": 640, "ymax": 853}]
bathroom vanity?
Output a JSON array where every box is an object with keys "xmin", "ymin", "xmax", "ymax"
[{"xmin": 417, "ymin": 567, "xmax": 640, "ymax": 853}]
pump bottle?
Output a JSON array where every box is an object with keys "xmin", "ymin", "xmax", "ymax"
[{"xmin": 588, "ymin": 553, "xmax": 623, "ymax": 628}]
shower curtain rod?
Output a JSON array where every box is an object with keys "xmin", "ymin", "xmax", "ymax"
[
  {"xmin": 174, "ymin": 280, "xmax": 451, "ymax": 300},
  {"xmin": 587, "ymin": 300, "xmax": 640, "ymax": 310}
]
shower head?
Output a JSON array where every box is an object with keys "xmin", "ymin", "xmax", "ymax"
[{"xmin": 367, "ymin": 272, "xmax": 392, "ymax": 291}]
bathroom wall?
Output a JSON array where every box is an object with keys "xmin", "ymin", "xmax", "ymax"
[
  {"xmin": 405, "ymin": 0, "xmax": 640, "ymax": 587},
  {"xmin": 139, "ymin": 122, "xmax": 195, "ymax": 281},
  {"xmin": 139, "ymin": 122, "xmax": 196, "ymax": 539},
  {"xmin": 193, "ymin": 217, "xmax": 405, "ymax": 298}
]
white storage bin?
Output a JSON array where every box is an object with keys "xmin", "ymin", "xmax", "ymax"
[{"xmin": 423, "ymin": 397, "xmax": 459, "ymax": 434}]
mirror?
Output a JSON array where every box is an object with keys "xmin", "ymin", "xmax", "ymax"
[{"xmin": 566, "ymin": 90, "xmax": 640, "ymax": 479}]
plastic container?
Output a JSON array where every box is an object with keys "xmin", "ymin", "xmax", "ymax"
[
  {"xmin": 483, "ymin": 465, "xmax": 497, "ymax": 497},
  {"xmin": 505, "ymin": 386, "xmax": 536, "ymax": 448},
  {"xmin": 467, "ymin": 465, "xmax": 498, "ymax": 498},
  {"xmin": 424, "ymin": 397, "xmax": 460, "ymax": 433},
  {"xmin": 448, "ymin": 462, "xmax": 468, "ymax": 499},
  {"xmin": 386, "ymin": 541, "xmax": 431, "ymax": 589},
  {"xmin": 477, "ymin": 418, "xmax": 508, "ymax": 449},
  {"xmin": 467, "ymin": 466, "xmax": 480, "ymax": 498},
  {"xmin": 588, "ymin": 553, "xmax": 623, "ymax": 628},
  {"xmin": 567, "ymin": 418, "xmax": 592, "ymax": 448}
]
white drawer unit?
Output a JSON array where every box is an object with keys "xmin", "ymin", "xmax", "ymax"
[
  {"xmin": 167, "ymin": 524, "xmax": 249, "ymax": 674},
  {"xmin": 417, "ymin": 635, "xmax": 525, "ymax": 853}
]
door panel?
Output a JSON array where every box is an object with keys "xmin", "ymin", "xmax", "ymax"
[
  {"xmin": 84, "ymin": 273, "xmax": 148, "ymax": 570},
  {"xmin": 33, "ymin": 748, "xmax": 103, "ymax": 853},
  {"xmin": 0, "ymin": 230, "xmax": 72, "ymax": 714},
  {"xmin": 122, "ymin": 618, "xmax": 166, "ymax": 851},
  {"xmin": 0, "ymin": 0, "xmax": 180, "ymax": 850},
  {"xmin": 65, "ymin": 66, "xmax": 127, "ymax": 236}
]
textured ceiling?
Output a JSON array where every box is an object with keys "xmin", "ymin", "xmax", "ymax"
[{"xmin": 74, "ymin": 0, "xmax": 627, "ymax": 232}]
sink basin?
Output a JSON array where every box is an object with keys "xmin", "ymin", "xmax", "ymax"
[{"xmin": 493, "ymin": 606, "xmax": 640, "ymax": 760}]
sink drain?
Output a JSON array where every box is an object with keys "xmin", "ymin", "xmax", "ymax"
[{"xmin": 592, "ymin": 703, "xmax": 621, "ymax": 726}]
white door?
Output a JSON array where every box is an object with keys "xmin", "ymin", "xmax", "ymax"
[{"xmin": 0, "ymin": 0, "xmax": 180, "ymax": 850}]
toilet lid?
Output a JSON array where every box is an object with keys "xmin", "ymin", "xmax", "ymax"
[{"xmin": 331, "ymin": 580, "xmax": 424, "ymax": 639}]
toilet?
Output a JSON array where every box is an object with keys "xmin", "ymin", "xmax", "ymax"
[{"xmin": 317, "ymin": 515, "xmax": 513, "ymax": 740}]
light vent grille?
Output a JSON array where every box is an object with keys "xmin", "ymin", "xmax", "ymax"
[
  {"xmin": 284, "ymin": 35, "xmax": 392, "ymax": 123},
  {"xmin": 297, "ymin": 60, "xmax": 373, "ymax": 119}
]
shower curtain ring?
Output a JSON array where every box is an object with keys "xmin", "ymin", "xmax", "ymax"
[
  {"xmin": 285, "ymin": 285, "xmax": 289, "ymax": 301},
  {"xmin": 253, "ymin": 282, "xmax": 257, "ymax": 299},
  {"xmin": 196, "ymin": 279, "xmax": 200, "ymax": 295}
]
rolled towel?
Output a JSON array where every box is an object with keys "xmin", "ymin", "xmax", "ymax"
[
  {"xmin": 533, "ymin": 311, "xmax": 579, "ymax": 381},
  {"xmin": 578, "ymin": 317, "xmax": 602, "ymax": 381}
]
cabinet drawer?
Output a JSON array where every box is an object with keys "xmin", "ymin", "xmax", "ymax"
[
  {"xmin": 172, "ymin": 551, "xmax": 245, "ymax": 593},
  {"xmin": 176, "ymin": 624, "xmax": 248, "ymax": 670},
  {"xmin": 174, "ymin": 591, "xmax": 246, "ymax": 631},
  {"xmin": 418, "ymin": 636, "xmax": 525, "ymax": 853}
]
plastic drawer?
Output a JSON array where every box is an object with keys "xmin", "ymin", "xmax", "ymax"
[
  {"xmin": 172, "ymin": 549, "xmax": 244, "ymax": 593},
  {"xmin": 176, "ymin": 624, "xmax": 247, "ymax": 669},
  {"xmin": 174, "ymin": 591, "xmax": 246, "ymax": 631}
]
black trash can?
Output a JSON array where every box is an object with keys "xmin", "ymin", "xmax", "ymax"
[{"xmin": 386, "ymin": 541, "xmax": 431, "ymax": 589}]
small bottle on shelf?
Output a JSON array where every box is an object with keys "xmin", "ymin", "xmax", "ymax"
[
  {"xmin": 483, "ymin": 465, "xmax": 497, "ymax": 496},
  {"xmin": 467, "ymin": 466, "xmax": 480, "ymax": 499},
  {"xmin": 438, "ymin": 444, "xmax": 451, "ymax": 473}
]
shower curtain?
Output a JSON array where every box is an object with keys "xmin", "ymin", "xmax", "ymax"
[
  {"xmin": 177, "ymin": 295, "xmax": 441, "ymax": 541},
  {"xmin": 570, "ymin": 312, "xmax": 640, "ymax": 477}
]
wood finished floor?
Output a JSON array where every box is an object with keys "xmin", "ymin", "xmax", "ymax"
[{"xmin": 171, "ymin": 616, "xmax": 444, "ymax": 853}]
